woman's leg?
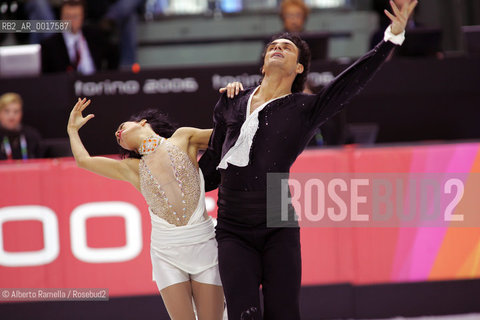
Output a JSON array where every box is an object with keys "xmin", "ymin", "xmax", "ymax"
[
  {"xmin": 160, "ymin": 281, "xmax": 196, "ymax": 320},
  {"xmin": 191, "ymin": 281, "xmax": 225, "ymax": 320}
]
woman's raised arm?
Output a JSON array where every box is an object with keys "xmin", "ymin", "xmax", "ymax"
[{"xmin": 67, "ymin": 98, "xmax": 139, "ymax": 188}]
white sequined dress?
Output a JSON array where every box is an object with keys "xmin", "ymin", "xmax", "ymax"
[{"xmin": 138, "ymin": 135, "xmax": 220, "ymax": 291}]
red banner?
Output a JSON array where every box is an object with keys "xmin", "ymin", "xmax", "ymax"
[{"xmin": 1, "ymin": 143, "xmax": 480, "ymax": 297}]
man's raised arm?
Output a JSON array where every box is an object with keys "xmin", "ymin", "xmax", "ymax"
[{"xmin": 308, "ymin": 0, "xmax": 418, "ymax": 127}]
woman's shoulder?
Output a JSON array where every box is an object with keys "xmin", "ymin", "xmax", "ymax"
[
  {"xmin": 171, "ymin": 127, "xmax": 204, "ymax": 139},
  {"xmin": 172, "ymin": 127, "xmax": 193, "ymax": 136},
  {"xmin": 122, "ymin": 157, "xmax": 141, "ymax": 170}
]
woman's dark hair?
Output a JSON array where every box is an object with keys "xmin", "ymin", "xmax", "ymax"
[
  {"xmin": 119, "ymin": 109, "xmax": 177, "ymax": 159},
  {"xmin": 261, "ymin": 32, "xmax": 311, "ymax": 93}
]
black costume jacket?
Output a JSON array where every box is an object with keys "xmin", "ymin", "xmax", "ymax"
[{"xmin": 199, "ymin": 40, "xmax": 396, "ymax": 198}]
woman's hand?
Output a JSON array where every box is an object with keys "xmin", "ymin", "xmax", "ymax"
[
  {"xmin": 385, "ymin": 0, "xmax": 418, "ymax": 35},
  {"xmin": 67, "ymin": 97, "xmax": 94, "ymax": 133},
  {"xmin": 219, "ymin": 81, "xmax": 244, "ymax": 99}
]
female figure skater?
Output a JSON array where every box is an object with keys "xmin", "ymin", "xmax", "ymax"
[{"xmin": 67, "ymin": 98, "xmax": 224, "ymax": 320}]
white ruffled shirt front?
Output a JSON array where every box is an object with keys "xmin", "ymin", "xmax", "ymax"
[
  {"xmin": 217, "ymin": 86, "xmax": 290, "ymax": 169},
  {"xmin": 217, "ymin": 26, "xmax": 405, "ymax": 170}
]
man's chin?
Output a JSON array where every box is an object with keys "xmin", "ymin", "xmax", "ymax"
[{"xmin": 3, "ymin": 125, "xmax": 19, "ymax": 131}]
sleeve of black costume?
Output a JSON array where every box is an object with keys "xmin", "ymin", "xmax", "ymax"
[
  {"xmin": 199, "ymin": 94, "xmax": 228, "ymax": 192},
  {"xmin": 308, "ymin": 40, "xmax": 396, "ymax": 127}
]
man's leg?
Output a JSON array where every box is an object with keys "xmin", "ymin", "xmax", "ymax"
[
  {"xmin": 216, "ymin": 222, "xmax": 263, "ymax": 320},
  {"xmin": 262, "ymin": 227, "xmax": 302, "ymax": 320}
]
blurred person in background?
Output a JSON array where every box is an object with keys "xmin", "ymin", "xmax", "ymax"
[
  {"xmin": 40, "ymin": 0, "xmax": 118, "ymax": 74},
  {"xmin": 275, "ymin": 0, "xmax": 313, "ymax": 86},
  {"xmin": 280, "ymin": 0, "xmax": 310, "ymax": 33},
  {"xmin": 0, "ymin": 93, "xmax": 43, "ymax": 160},
  {"xmin": 279, "ymin": 0, "xmax": 345, "ymax": 146},
  {"xmin": 0, "ymin": 0, "xmax": 30, "ymax": 45},
  {"xmin": 24, "ymin": 0, "xmax": 56, "ymax": 44},
  {"xmin": 96, "ymin": 0, "xmax": 145, "ymax": 68}
]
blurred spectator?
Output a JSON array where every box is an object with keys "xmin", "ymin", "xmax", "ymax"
[
  {"xmin": 277, "ymin": 0, "xmax": 328, "ymax": 62},
  {"xmin": 40, "ymin": 0, "xmax": 118, "ymax": 75},
  {"xmin": 0, "ymin": 93, "xmax": 44, "ymax": 160},
  {"xmin": 97, "ymin": 0, "xmax": 145, "ymax": 68},
  {"xmin": 278, "ymin": 1, "xmax": 347, "ymax": 146},
  {"xmin": 273, "ymin": 0, "xmax": 317, "ymax": 64},
  {"xmin": 280, "ymin": 0, "xmax": 310, "ymax": 33},
  {"xmin": 0, "ymin": 0, "xmax": 30, "ymax": 45},
  {"xmin": 24, "ymin": 0, "xmax": 56, "ymax": 44}
]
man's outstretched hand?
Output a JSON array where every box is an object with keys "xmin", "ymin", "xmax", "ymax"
[{"xmin": 385, "ymin": 0, "xmax": 418, "ymax": 35}]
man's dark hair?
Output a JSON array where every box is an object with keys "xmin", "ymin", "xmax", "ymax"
[
  {"xmin": 119, "ymin": 109, "xmax": 177, "ymax": 159},
  {"xmin": 261, "ymin": 32, "xmax": 311, "ymax": 93}
]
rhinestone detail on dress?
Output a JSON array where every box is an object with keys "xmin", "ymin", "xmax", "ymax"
[{"xmin": 139, "ymin": 135, "xmax": 200, "ymax": 226}]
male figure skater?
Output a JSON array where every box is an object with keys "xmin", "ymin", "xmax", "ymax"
[{"xmin": 200, "ymin": 1, "xmax": 418, "ymax": 319}]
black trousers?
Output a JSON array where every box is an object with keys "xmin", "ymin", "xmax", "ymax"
[{"xmin": 216, "ymin": 187, "xmax": 302, "ymax": 320}]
